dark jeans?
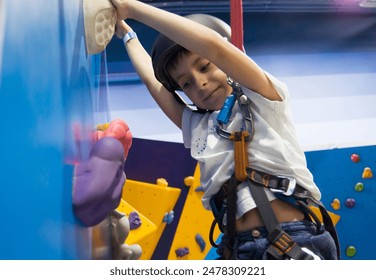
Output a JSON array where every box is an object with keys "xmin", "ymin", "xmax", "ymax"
[{"xmin": 216, "ymin": 220, "xmax": 338, "ymax": 260}]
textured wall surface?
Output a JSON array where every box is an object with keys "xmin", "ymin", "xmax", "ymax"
[{"xmin": 0, "ymin": 0, "xmax": 105, "ymax": 259}]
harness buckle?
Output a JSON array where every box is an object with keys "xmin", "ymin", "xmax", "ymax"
[
  {"xmin": 267, "ymin": 231, "xmax": 296, "ymax": 259},
  {"xmin": 271, "ymin": 176, "xmax": 296, "ymax": 196},
  {"xmin": 267, "ymin": 231, "xmax": 316, "ymax": 260}
]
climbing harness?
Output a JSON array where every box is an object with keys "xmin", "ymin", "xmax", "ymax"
[{"xmin": 209, "ymin": 79, "xmax": 340, "ymax": 260}]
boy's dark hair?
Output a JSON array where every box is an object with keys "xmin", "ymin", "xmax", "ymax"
[
  {"xmin": 151, "ymin": 14, "xmax": 231, "ymax": 93},
  {"xmin": 164, "ymin": 48, "xmax": 190, "ymax": 90}
]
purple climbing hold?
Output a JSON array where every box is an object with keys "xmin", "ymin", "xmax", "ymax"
[
  {"xmin": 345, "ymin": 198, "xmax": 356, "ymax": 208},
  {"xmin": 129, "ymin": 211, "xmax": 142, "ymax": 230},
  {"xmin": 195, "ymin": 234, "xmax": 206, "ymax": 252},
  {"xmin": 72, "ymin": 137, "xmax": 126, "ymax": 227},
  {"xmin": 175, "ymin": 247, "xmax": 189, "ymax": 257}
]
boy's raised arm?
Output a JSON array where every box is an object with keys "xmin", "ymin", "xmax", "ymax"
[
  {"xmin": 111, "ymin": 0, "xmax": 281, "ymax": 101},
  {"xmin": 116, "ymin": 20, "xmax": 185, "ymax": 128}
]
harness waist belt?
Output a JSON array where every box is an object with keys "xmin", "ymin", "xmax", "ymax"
[{"xmin": 246, "ymin": 168, "xmax": 311, "ymax": 198}]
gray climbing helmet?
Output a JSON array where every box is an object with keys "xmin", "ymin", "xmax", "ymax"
[{"xmin": 151, "ymin": 14, "xmax": 231, "ymax": 93}]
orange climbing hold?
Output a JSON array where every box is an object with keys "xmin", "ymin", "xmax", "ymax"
[
  {"xmin": 331, "ymin": 198, "xmax": 340, "ymax": 210},
  {"xmin": 362, "ymin": 167, "xmax": 373, "ymax": 179}
]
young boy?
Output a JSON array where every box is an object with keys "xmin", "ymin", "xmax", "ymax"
[{"xmin": 110, "ymin": 0, "xmax": 338, "ymax": 260}]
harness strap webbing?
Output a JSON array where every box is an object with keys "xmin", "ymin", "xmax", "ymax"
[
  {"xmin": 212, "ymin": 80, "xmax": 339, "ymax": 260},
  {"xmin": 247, "ymin": 178, "xmax": 314, "ymax": 260},
  {"xmin": 222, "ymin": 176, "xmax": 239, "ymax": 259},
  {"xmin": 230, "ymin": 131, "xmax": 250, "ymax": 182},
  {"xmin": 315, "ymin": 200, "xmax": 341, "ymax": 259},
  {"xmin": 247, "ymin": 169, "xmax": 341, "ymax": 260}
]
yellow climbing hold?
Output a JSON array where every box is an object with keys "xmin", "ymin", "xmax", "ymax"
[
  {"xmin": 96, "ymin": 122, "xmax": 109, "ymax": 131},
  {"xmin": 362, "ymin": 167, "xmax": 373, "ymax": 179},
  {"xmin": 331, "ymin": 198, "xmax": 340, "ymax": 210},
  {"xmin": 184, "ymin": 176, "xmax": 195, "ymax": 187},
  {"xmin": 156, "ymin": 178, "xmax": 168, "ymax": 187}
]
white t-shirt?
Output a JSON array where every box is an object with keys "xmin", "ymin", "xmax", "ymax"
[{"xmin": 182, "ymin": 73, "xmax": 320, "ymax": 219}]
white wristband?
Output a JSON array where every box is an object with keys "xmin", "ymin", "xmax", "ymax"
[{"xmin": 123, "ymin": 31, "xmax": 137, "ymax": 44}]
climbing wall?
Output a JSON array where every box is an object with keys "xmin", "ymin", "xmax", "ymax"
[
  {"xmin": 167, "ymin": 165, "xmax": 221, "ymax": 260},
  {"xmin": 120, "ymin": 138, "xmax": 375, "ymax": 260},
  {"xmin": 204, "ymin": 145, "xmax": 375, "ymax": 260},
  {"xmin": 306, "ymin": 145, "xmax": 376, "ymax": 260},
  {"xmin": 117, "ymin": 178, "xmax": 181, "ymax": 259},
  {"xmin": 0, "ymin": 0, "xmax": 4, "ymax": 84},
  {"xmin": 0, "ymin": 0, "xmax": 105, "ymax": 259}
]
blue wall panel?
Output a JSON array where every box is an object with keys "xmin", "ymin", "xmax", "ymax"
[
  {"xmin": 0, "ymin": 0, "xmax": 102, "ymax": 259},
  {"xmin": 306, "ymin": 146, "xmax": 376, "ymax": 260}
]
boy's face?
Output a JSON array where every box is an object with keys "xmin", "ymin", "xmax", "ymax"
[{"xmin": 170, "ymin": 52, "xmax": 232, "ymax": 111}]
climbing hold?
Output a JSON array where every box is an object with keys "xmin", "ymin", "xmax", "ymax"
[
  {"xmin": 331, "ymin": 198, "xmax": 340, "ymax": 210},
  {"xmin": 129, "ymin": 211, "xmax": 142, "ymax": 230},
  {"xmin": 72, "ymin": 137, "xmax": 126, "ymax": 227},
  {"xmin": 345, "ymin": 198, "xmax": 356, "ymax": 208},
  {"xmin": 354, "ymin": 182, "xmax": 364, "ymax": 192},
  {"xmin": 94, "ymin": 119, "xmax": 133, "ymax": 158},
  {"xmin": 83, "ymin": 0, "xmax": 117, "ymax": 54},
  {"xmin": 195, "ymin": 234, "xmax": 206, "ymax": 252},
  {"xmin": 157, "ymin": 178, "xmax": 168, "ymax": 187},
  {"xmin": 175, "ymin": 247, "xmax": 189, "ymax": 257},
  {"xmin": 362, "ymin": 167, "xmax": 373, "ymax": 179},
  {"xmin": 195, "ymin": 186, "xmax": 204, "ymax": 192},
  {"xmin": 96, "ymin": 123, "xmax": 109, "ymax": 131},
  {"xmin": 350, "ymin": 153, "xmax": 360, "ymax": 163},
  {"xmin": 163, "ymin": 210, "xmax": 174, "ymax": 224},
  {"xmin": 184, "ymin": 176, "xmax": 195, "ymax": 187},
  {"xmin": 346, "ymin": 246, "xmax": 356, "ymax": 258}
]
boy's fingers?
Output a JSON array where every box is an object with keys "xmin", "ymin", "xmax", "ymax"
[
  {"xmin": 115, "ymin": 28, "xmax": 124, "ymax": 39},
  {"xmin": 110, "ymin": 0, "xmax": 128, "ymax": 19},
  {"xmin": 115, "ymin": 19, "xmax": 134, "ymax": 39},
  {"xmin": 115, "ymin": 23, "xmax": 125, "ymax": 39},
  {"xmin": 109, "ymin": 0, "xmax": 119, "ymax": 8}
]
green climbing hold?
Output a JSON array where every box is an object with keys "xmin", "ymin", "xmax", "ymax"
[
  {"xmin": 354, "ymin": 182, "xmax": 364, "ymax": 192},
  {"xmin": 346, "ymin": 246, "xmax": 356, "ymax": 258}
]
